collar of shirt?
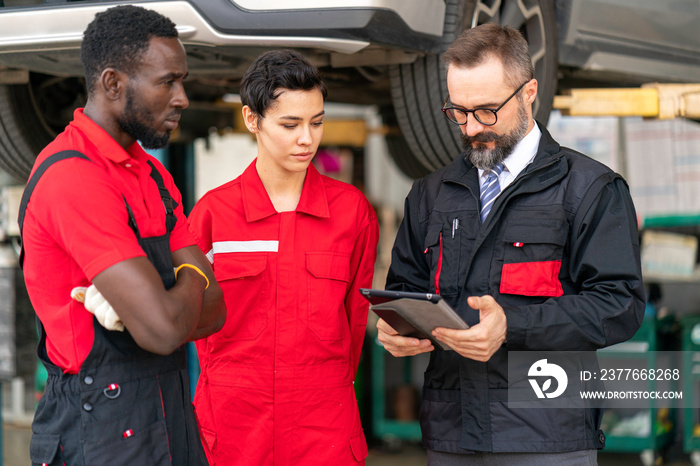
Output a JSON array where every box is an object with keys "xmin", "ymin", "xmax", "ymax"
[
  {"xmin": 241, "ymin": 160, "xmax": 331, "ymax": 222},
  {"xmin": 71, "ymin": 108, "xmax": 147, "ymax": 170},
  {"xmin": 477, "ymin": 121, "xmax": 542, "ymax": 191}
]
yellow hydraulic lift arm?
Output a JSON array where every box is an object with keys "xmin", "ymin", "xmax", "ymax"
[{"xmin": 553, "ymin": 83, "xmax": 700, "ymax": 119}]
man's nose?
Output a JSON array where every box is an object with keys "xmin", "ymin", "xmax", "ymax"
[
  {"xmin": 173, "ymin": 82, "xmax": 189, "ymax": 109},
  {"xmin": 461, "ymin": 113, "xmax": 485, "ymax": 138}
]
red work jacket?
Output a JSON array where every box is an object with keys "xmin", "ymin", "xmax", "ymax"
[{"xmin": 188, "ymin": 161, "xmax": 379, "ymax": 465}]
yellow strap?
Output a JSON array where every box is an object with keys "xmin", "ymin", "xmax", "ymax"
[{"xmin": 174, "ymin": 263, "xmax": 210, "ymax": 290}]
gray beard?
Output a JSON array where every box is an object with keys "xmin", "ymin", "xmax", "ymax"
[{"xmin": 461, "ymin": 103, "xmax": 530, "ymax": 170}]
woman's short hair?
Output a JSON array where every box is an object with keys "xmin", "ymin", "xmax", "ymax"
[{"xmin": 240, "ymin": 49, "xmax": 328, "ymax": 120}]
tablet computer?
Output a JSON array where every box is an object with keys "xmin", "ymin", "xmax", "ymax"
[
  {"xmin": 359, "ymin": 288, "xmax": 442, "ymax": 305},
  {"xmin": 359, "ymin": 288, "xmax": 469, "ymax": 351}
]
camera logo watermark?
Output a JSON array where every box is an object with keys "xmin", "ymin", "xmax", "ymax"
[
  {"xmin": 528, "ymin": 359, "xmax": 568, "ymax": 399},
  {"xmin": 508, "ymin": 351, "xmax": 688, "ymax": 409}
]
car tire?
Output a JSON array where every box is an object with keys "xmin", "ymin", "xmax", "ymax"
[
  {"xmin": 0, "ymin": 74, "xmax": 86, "ymax": 182},
  {"xmin": 379, "ymin": 106, "xmax": 433, "ymax": 179},
  {"xmin": 388, "ymin": 0, "xmax": 558, "ymax": 178}
]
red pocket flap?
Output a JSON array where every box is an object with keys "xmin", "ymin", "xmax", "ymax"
[
  {"xmin": 500, "ymin": 261, "xmax": 564, "ymax": 297},
  {"xmin": 349, "ymin": 429, "xmax": 368, "ymax": 461},
  {"xmin": 306, "ymin": 252, "xmax": 351, "ymax": 282}
]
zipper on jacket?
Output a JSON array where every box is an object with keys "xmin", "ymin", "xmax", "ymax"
[{"xmin": 435, "ymin": 231, "xmax": 443, "ymax": 295}]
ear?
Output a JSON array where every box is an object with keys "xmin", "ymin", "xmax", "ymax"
[
  {"xmin": 99, "ymin": 68, "xmax": 125, "ymax": 101},
  {"xmin": 241, "ymin": 105, "xmax": 258, "ymax": 133},
  {"xmin": 524, "ymin": 79, "xmax": 538, "ymax": 105}
]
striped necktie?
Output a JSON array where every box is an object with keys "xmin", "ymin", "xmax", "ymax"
[{"xmin": 480, "ymin": 163, "xmax": 504, "ymax": 222}]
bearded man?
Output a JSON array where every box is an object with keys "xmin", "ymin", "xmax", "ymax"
[{"xmin": 376, "ymin": 23, "xmax": 645, "ymax": 466}]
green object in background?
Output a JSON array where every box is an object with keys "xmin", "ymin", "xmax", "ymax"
[
  {"xmin": 185, "ymin": 342, "xmax": 200, "ymax": 401},
  {"xmin": 681, "ymin": 315, "xmax": 700, "ymax": 455},
  {"xmin": 691, "ymin": 323, "xmax": 700, "ymax": 346},
  {"xmin": 355, "ymin": 351, "xmax": 364, "ymax": 419},
  {"xmin": 599, "ymin": 316, "xmax": 677, "ymax": 457},
  {"xmin": 34, "ymin": 361, "xmax": 47, "ymax": 399},
  {"xmin": 370, "ymin": 336, "xmax": 422, "ymax": 443}
]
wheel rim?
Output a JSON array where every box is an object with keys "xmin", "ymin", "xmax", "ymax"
[{"xmin": 470, "ymin": 0, "xmax": 549, "ymax": 117}]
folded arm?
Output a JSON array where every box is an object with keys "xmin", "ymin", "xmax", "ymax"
[{"xmin": 91, "ymin": 245, "xmax": 225, "ymax": 355}]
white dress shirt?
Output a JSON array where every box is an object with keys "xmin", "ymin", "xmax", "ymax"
[{"xmin": 477, "ymin": 122, "xmax": 542, "ymax": 193}]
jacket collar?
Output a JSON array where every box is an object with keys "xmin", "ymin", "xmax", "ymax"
[
  {"xmin": 534, "ymin": 121, "xmax": 563, "ymax": 163},
  {"xmin": 241, "ymin": 160, "xmax": 330, "ymax": 222},
  {"xmin": 518, "ymin": 121, "xmax": 568, "ymax": 188}
]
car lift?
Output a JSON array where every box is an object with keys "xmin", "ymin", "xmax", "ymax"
[{"xmin": 554, "ymin": 83, "xmax": 700, "ymax": 120}]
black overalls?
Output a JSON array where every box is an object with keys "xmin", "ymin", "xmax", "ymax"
[{"xmin": 19, "ymin": 151, "xmax": 209, "ymax": 466}]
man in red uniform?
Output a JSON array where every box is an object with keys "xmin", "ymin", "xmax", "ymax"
[
  {"xmin": 19, "ymin": 6, "xmax": 225, "ymax": 465},
  {"xmin": 188, "ymin": 49, "xmax": 379, "ymax": 465}
]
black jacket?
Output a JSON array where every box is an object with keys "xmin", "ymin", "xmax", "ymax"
[{"xmin": 386, "ymin": 123, "xmax": 645, "ymax": 453}]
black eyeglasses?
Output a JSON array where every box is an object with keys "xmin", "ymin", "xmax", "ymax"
[{"xmin": 441, "ymin": 80, "xmax": 529, "ymax": 126}]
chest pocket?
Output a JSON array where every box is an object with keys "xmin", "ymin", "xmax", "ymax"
[
  {"xmin": 214, "ymin": 253, "xmax": 270, "ymax": 340},
  {"xmin": 424, "ymin": 213, "xmax": 477, "ymax": 297},
  {"xmin": 306, "ymin": 251, "xmax": 351, "ymax": 341},
  {"xmin": 500, "ymin": 218, "xmax": 568, "ymax": 297}
]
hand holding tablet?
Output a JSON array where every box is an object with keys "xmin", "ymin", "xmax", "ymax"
[{"xmin": 359, "ymin": 288, "xmax": 469, "ymax": 351}]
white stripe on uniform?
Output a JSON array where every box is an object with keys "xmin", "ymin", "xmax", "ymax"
[{"xmin": 206, "ymin": 240, "xmax": 279, "ymax": 263}]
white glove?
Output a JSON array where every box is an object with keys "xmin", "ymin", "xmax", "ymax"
[{"xmin": 71, "ymin": 285, "xmax": 125, "ymax": 332}]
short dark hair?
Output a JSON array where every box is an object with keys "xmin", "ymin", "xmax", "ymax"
[
  {"xmin": 81, "ymin": 5, "xmax": 179, "ymax": 94},
  {"xmin": 441, "ymin": 23, "xmax": 534, "ymax": 89},
  {"xmin": 240, "ymin": 49, "xmax": 328, "ymax": 120}
]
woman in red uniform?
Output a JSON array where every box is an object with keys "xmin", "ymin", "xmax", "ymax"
[{"xmin": 188, "ymin": 49, "xmax": 379, "ymax": 465}]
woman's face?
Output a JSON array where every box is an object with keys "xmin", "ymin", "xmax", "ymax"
[{"xmin": 252, "ymin": 88, "xmax": 325, "ymax": 177}]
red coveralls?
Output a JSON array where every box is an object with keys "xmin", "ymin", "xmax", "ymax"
[{"xmin": 188, "ymin": 160, "xmax": 379, "ymax": 465}]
